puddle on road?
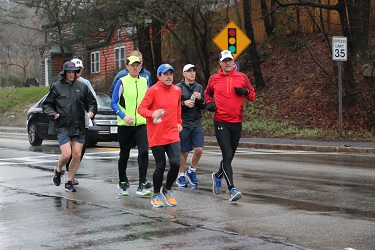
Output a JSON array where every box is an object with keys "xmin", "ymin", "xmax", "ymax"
[
  {"xmin": 249, "ymin": 193, "xmax": 375, "ymax": 220},
  {"xmin": 240, "ymin": 171, "xmax": 375, "ymax": 221}
]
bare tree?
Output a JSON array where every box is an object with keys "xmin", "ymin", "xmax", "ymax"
[
  {"xmin": 346, "ymin": 0, "xmax": 371, "ymax": 63},
  {"xmin": 124, "ymin": 0, "xmax": 231, "ymax": 84},
  {"xmin": 260, "ymin": 0, "xmax": 274, "ymax": 38},
  {"xmin": 0, "ymin": 0, "xmax": 42, "ymax": 87},
  {"xmin": 137, "ymin": 19, "xmax": 162, "ymax": 84},
  {"xmin": 270, "ymin": 0, "xmax": 372, "ymax": 105},
  {"xmin": 0, "ymin": 28, "xmax": 41, "ymax": 86},
  {"xmin": 243, "ymin": 0, "xmax": 265, "ymax": 91}
]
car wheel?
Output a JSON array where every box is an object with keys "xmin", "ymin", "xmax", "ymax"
[{"xmin": 28, "ymin": 121, "xmax": 43, "ymax": 146}]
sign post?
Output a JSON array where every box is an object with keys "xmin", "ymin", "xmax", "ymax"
[
  {"xmin": 213, "ymin": 21, "xmax": 251, "ymax": 60},
  {"xmin": 332, "ymin": 36, "xmax": 347, "ymax": 137}
]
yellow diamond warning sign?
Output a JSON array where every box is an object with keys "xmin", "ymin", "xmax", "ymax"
[{"xmin": 213, "ymin": 21, "xmax": 251, "ymax": 59}]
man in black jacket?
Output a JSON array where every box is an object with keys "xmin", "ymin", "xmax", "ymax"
[
  {"xmin": 43, "ymin": 61, "xmax": 97, "ymax": 192},
  {"xmin": 175, "ymin": 64, "xmax": 206, "ymax": 187}
]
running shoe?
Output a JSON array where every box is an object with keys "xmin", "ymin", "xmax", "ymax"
[
  {"xmin": 229, "ymin": 187, "xmax": 243, "ymax": 202},
  {"xmin": 64, "ymin": 171, "xmax": 79, "ymax": 185},
  {"xmin": 145, "ymin": 179, "xmax": 153, "ymax": 189},
  {"xmin": 151, "ymin": 194, "xmax": 165, "ymax": 208},
  {"xmin": 136, "ymin": 183, "xmax": 152, "ymax": 196},
  {"xmin": 212, "ymin": 172, "xmax": 222, "ymax": 195},
  {"xmin": 185, "ymin": 170, "xmax": 199, "ymax": 185},
  {"xmin": 65, "ymin": 181, "xmax": 77, "ymax": 192},
  {"xmin": 176, "ymin": 176, "xmax": 188, "ymax": 187},
  {"xmin": 118, "ymin": 182, "xmax": 129, "ymax": 196},
  {"xmin": 161, "ymin": 187, "xmax": 177, "ymax": 206},
  {"xmin": 53, "ymin": 168, "xmax": 62, "ymax": 186},
  {"xmin": 72, "ymin": 178, "xmax": 79, "ymax": 185}
]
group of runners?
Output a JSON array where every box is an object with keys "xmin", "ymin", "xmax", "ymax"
[{"xmin": 44, "ymin": 49, "xmax": 255, "ymax": 208}]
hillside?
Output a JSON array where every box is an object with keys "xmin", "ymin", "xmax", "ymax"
[{"xmin": 247, "ymin": 32, "xmax": 374, "ymax": 139}]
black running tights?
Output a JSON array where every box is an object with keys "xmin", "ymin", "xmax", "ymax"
[
  {"xmin": 151, "ymin": 142, "xmax": 180, "ymax": 193},
  {"xmin": 118, "ymin": 125, "xmax": 149, "ymax": 185},
  {"xmin": 214, "ymin": 121, "xmax": 242, "ymax": 190}
]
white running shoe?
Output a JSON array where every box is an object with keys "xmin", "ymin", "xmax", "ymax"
[
  {"xmin": 136, "ymin": 183, "xmax": 152, "ymax": 196},
  {"xmin": 118, "ymin": 182, "xmax": 129, "ymax": 196}
]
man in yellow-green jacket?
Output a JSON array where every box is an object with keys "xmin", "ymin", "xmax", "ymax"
[{"xmin": 111, "ymin": 55, "xmax": 151, "ymax": 197}]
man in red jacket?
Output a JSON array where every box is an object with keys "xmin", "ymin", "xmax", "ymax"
[
  {"xmin": 138, "ymin": 63, "xmax": 183, "ymax": 208},
  {"xmin": 204, "ymin": 50, "xmax": 256, "ymax": 202}
]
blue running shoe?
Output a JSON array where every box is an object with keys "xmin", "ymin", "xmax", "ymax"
[
  {"xmin": 176, "ymin": 176, "xmax": 188, "ymax": 187},
  {"xmin": 185, "ymin": 170, "xmax": 199, "ymax": 185},
  {"xmin": 212, "ymin": 172, "xmax": 222, "ymax": 195},
  {"xmin": 229, "ymin": 187, "xmax": 243, "ymax": 202}
]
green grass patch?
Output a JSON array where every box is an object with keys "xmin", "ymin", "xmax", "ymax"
[
  {"xmin": 0, "ymin": 87, "xmax": 49, "ymax": 111},
  {"xmin": 0, "ymin": 86, "xmax": 49, "ymax": 126},
  {"xmin": 201, "ymin": 97, "xmax": 374, "ymax": 140}
]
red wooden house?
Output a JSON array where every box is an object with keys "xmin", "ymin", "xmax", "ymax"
[{"xmin": 40, "ymin": 24, "xmax": 136, "ymax": 94}]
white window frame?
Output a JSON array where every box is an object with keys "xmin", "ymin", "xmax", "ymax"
[
  {"xmin": 91, "ymin": 51, "xmax": 100, "ymax": 73},
  {"xmin": 114, "ymin": 46, "xmax": 126, "ymax": 71}
]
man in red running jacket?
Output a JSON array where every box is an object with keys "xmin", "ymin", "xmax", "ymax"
[{"xmin": 204, "ymin": 50, "xmax": 256, "ymax": 202}]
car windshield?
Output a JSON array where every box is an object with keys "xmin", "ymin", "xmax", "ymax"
[{"xmin": 96, "ymin": 93, "xmax": 112, "ymax": 111}]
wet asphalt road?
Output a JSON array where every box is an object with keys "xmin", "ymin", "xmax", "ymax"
[{"xmin": 0, "ymin": 132, "xmax": 374, "ymax": 250}]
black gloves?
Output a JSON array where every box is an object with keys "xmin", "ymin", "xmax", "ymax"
[
  {"xmin": 206, "ymin": 102, "xmax": 216, "ymax": 112},
  {"xmin": 234, "ymin": 87, "xmax": 249, "ymax": 96}
]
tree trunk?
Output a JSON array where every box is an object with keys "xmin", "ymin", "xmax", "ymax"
[
  {"xmin": 270, "ymin": 0, "xmax": 277, "ymax": 30},
  {"xmin": 243, "ymin": 0, "xmax": 265, "ymax": 91},
  {"xmin": 151, "ymin": 19, "xmax": 162, "ymax": 82},
  {"xmin": 337, "ymin": 0, "xmax": 357, "ymax": 105},
  {"xmin": 260, "ymin": 0, "xmax": 273, "ymax": 38},
  {"xmin": 296, "ymin": 4, "xmax": 301, "ymax": 29},
  {"xmin": 233, "ymin": 0, "xmax": 242, "ymax": 28},
  {"xmin": 189, "ymin": 13, "xmax": 211, "ymax": 86},
  {"xmin": 347, "ymin": 0, "xmax": 371, "ymax": 64},
  {"xmin": 137, "ymin": 23, "xmax": 157, "ymax": 84}
]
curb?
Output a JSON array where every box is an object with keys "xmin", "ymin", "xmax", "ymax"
[{"xmin": 205, "ymin": 140, "xmax": 375, "ymax": 154}]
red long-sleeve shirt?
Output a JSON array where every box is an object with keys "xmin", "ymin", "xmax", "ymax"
[
  {"xmin": 204, "ymin": 68, "xmax": 256, "ymax": 123},
  {"xmin": 138, "ymin": 81, "xmax": 182, "ymax": 147}
]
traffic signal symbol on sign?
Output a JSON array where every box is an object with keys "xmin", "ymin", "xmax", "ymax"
[
  {"xmin": 213, "ymin": 21, "xmax": 251, "ymax": 59},
  {"xmin": 228, "ymin": 28, "xmax": 237, "ymax": 54}
]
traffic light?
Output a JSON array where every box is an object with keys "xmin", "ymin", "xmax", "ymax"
[{"xmin": 228, "ymin": 28, "xmax": 237, "ymax": 54}]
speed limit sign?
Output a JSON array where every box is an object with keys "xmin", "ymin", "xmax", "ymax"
[{"xmin": 332, "ymin": 36, "xmax": 347, "ymax": 61}]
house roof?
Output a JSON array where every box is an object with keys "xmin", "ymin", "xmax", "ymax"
[{"xmin": 86, "ymin": 27, "xmax": 115, "ymax": 50}]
